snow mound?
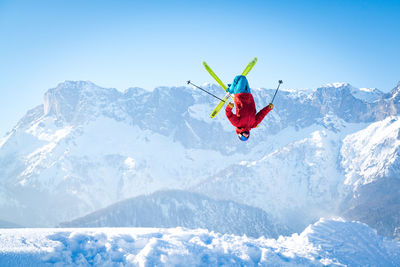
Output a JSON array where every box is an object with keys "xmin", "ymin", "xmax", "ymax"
[{"xmin": 0, "ymin": 219, "xmax": 399, "ymax": 266}]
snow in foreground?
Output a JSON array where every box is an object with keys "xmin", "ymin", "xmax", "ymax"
[{"xmin": 0, "ymin": 218, "xmax": 399, "ymax": 266}]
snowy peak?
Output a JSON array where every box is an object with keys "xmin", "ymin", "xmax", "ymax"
[
  {"xmin": 341, "ymin": 116, "xmax": 400, "ymax": 187},
  {"xmin": 317, "ymin": 83, "xmax": 356, "ymax": 99},
  {"xmin": 317, "ymin": 82, "xmax": 383, "ymax": 103},
  {"xmin": 44, "ymin": 81, "xmax": 94, "ymax": 117},
  {"xmin": 314, "ymin": 83, "xmax": 354, "ymax": 105},
  {"xmin": 351, "ymin": 87, "xmax": 383, "ymax": 103},
  {"xmin": 384, "ymin": 81, "xmax": 400, "ymax": 101},
  {"xmin": 43, "ymin": 81, "xmax": 121, "ymax": 123},
  {"xmin": 312, "ymin": 83, "xmax": 372, "ymax": 123},
  {"xmin": 319, "ymin": 82, "xmax": 351, "ymax": 90},
  {"xmin": 123, "ymin": 86, "xmax": 148, "ymax": 98}
]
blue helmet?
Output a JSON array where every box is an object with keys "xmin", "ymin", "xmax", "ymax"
[{"xmin": 238, "ymin": 131, "xmax": 250, "ymax": 141}]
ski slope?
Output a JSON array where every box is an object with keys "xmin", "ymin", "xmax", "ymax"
[{"xmin": 0, "ymin": 219, "xmax": 399, "ymax": 266}]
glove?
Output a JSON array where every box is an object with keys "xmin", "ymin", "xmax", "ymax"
[
  {"xmin": 228, "ymin": 102, "xmax": 234, "ymax": 108},
  {"xmin": 268, "ymin": 103, "xmax": 274, "ymax": 109}
]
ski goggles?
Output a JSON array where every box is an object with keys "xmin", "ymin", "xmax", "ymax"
[{"xmin": 238, "ymin": 133, "xmax": 249, "ymax": 141}]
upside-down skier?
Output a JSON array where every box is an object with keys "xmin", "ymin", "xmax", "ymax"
[
  {"xmin": 225, "ymin": 75, "xmax": 274, "ymax": 141},
  {"xmin": 188, "ymin": 58, "xmax": 280, "ymax": 141}
]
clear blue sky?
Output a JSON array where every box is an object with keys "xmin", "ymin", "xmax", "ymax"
[{"xmin": 1, "ymin": 0, "xmax": 399, "ymax": 135}]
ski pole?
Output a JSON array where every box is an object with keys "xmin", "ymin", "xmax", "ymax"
[
  {"xmin": 271, "ymin": 80, "xmax": 283, "ymax": 104},
  {"xmin": 186, "ymin": 80, "xmax": 226, "ymax": 102}
]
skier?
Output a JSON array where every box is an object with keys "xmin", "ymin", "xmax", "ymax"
[{"xmin": 225, "ymin": 75, "xmax": 274, "ymax": 141}]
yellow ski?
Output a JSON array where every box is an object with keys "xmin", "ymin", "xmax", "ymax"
[
  {"xmin": 242, "ymin": 57, "xmax": 258, "ymax": 76},
  {"xmin": 202, "ymin": 61, "xmax": 229, "ymax": 91},
  {"xmin": 210, "ymin": 92, "xmax": 230, "ymax": 118}
]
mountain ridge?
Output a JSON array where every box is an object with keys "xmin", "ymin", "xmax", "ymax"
[
  {"xmin": 59, "ymin": 189, "xmax": 289, "ymax": 238},
  {"xmin": 1, "ymin": 80, "xmax": 400, "ymax": 239}
]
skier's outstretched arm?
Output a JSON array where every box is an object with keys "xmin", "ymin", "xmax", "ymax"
[
  {"xmin": 225, "ymin": 103, "xmax": 240, "ymax": 127},
  {"xmin": 253, "ymin": 103, "xmax": 273, "ymax": 127}
]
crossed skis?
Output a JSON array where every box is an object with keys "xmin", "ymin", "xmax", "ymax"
[{"xmin": 188, "ymin": 57, "xmax": 282, "ymax": 118}]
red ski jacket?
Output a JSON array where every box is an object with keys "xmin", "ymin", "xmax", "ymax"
[{"xmin": 225, "ymin": 93, "xmax": 272, "ymax": 134}]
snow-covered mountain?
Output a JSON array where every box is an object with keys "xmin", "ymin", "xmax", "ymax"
[
  {"xmin": 322, "ymin": 82, "xmax": 384, "ymax": 103},
  {"xmin": 339, "ymin": 115, "xmax": 400, "ymax": 238},
  {"xmin": 1, "ymin": 79, "xmax": 400, "ymax": 240},
  {"xmin": 60, "ymin": 190, "xmax": 288, "ymax": 238},
  {"xmin": 193, "ymin": 124, "xmax": 360, "ymax": 231},
  {"xmin": 1, "ymin": 219, "xmax": 399, "ymax": 266},
  {"xmin": 0, "ymin": 81, "xmax": 249, "ymax": 227},
  {"xmin": 341, "ymin": 116, "xmax": 400, "ymax": 187}
]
